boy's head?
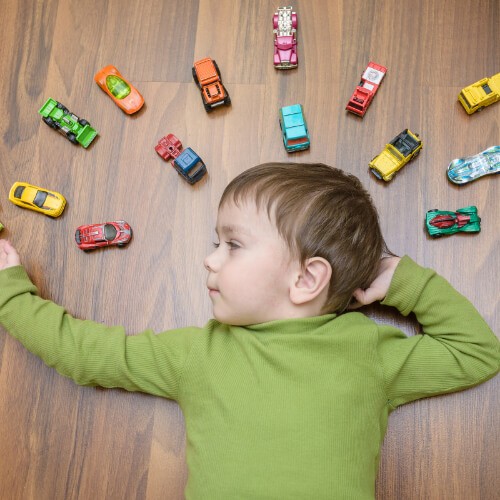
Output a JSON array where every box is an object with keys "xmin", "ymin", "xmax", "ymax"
[{"xmin": 205, "ymin": 163, "xmax": 388, "ymax": 325}]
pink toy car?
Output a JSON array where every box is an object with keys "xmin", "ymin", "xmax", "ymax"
[{"xmin": 273, "ymin": 6, "xmax": 298, "ymax": 69}]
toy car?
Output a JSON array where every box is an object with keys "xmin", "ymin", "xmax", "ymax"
[
  {"xmin": 155, "ymin": 134, "xmax": 207, "ymax": 184},
  {"xmin": 75, "ymin": 221, "xmax": 132, "ymax": 251},
  {"xmin": 38, "ymin": 98, "xmax": 97, "ymax": 148},
  {"xmin": 94, "ymin": 65, "xmax": 144, "ymax": 114},
  {"xmin": 155, "ymin": 133, "xmax": 182, "ymax": 161},
  {"xmin": 9, "ymin": 182, "xmax": 66, "ymax": 217},
  {"xmin": 447, "ymin": 145, "xmax": 500, "ymax": 185},
  {"xmin": 425, "ymin": 206, "xmax": 481, "ymax": 237},
  {"xmin": 273, "ymin": 6, "xmax": 298, "ymax": 69},
  {"xmin": 458, "ymin": 72, "xmax": 500, "ymax": 114},
  {"xmin": 369, "ymin": 129, "xmax": 422, "ymax": 181},
  {"xmin": 192, "ymin": 58, "xmax": 231, "ymax": 112},
  {"xmin": 346, "ymin": 62, "xmax": 387, "ymax": 117},
  {"xmin": 279, "ymin": 104, "xmax": 310, "ymax": 152}
]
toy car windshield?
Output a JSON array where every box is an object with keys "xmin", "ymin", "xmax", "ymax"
[
  {"xmin": 104, "ymin": 224, "xmax": 118, "ymax": 241},
  {"xmin": 13, "ymin": 186, "xmax": 25, "ymax": 198},
  {"xmin": 391, "ymin": 135, "xmax": 419, "ymax": 156},
  {"xmin": 106, "ymin": 75, "xmax": 131, "ymax": 99}
]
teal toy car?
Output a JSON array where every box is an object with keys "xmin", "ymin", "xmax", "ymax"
[
  {"xmin": 279, "ymin": 104, "xmax": 310, "ymax": 152},
  {"xmin": 38, "ymin": 98, "xmax": 97, "ymax": 148},
  {"xmin": 426, "ymin": 206, "xmax": 481, "ymax": 237}
]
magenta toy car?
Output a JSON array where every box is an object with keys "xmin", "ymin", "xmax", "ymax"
[{"xmin": 273, "ymin": 6, "xmax": 298, "ymax": 69}]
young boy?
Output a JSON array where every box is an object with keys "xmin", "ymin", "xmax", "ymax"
[{"xmin": 0, "ymin": 162, "xmax": 498, "ymax": 499}]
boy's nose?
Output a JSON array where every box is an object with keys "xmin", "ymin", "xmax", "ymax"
[{"xmin": 204, "ymin": 252, "xmax": 216, "ymax": 272}]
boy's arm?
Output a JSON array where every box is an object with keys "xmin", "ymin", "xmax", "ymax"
[
  {"xmin": 0, "ymin": 265, "xmax": 198, "ymax": 401},
  {"xmin": 376, "ymin": 256, "xmax": 499, "ymax": 408}
]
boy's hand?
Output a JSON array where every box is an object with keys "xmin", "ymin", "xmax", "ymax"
[
  {"xmin": 349, "ymin": 256, "xmax": 401, "ymax": 309},
  {"xmin": 0, "ymin": 240, "xmax": 21, "ymax": 271}
]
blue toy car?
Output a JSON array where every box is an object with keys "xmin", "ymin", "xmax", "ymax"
[
  {"xmin": 279, "ymin": 104, "xmax": 310, "ymax": 152},
  {"xmin": 447, "ymin": 145, "xmax": 500, "ymax": 185},
  {"xmin": 173, "ymin": 148, "xmax": 207, "ymax": 184}
]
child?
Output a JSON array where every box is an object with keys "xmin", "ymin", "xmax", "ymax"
[{"xmin": 0, "ymin": 162, "xmax": 498, "ymax": 499}]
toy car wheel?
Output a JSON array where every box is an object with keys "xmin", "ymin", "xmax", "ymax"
[
  {"xmin": 43, "ymin": 116, "xmax": 54, "ymax": 127},
  {"xmin": 56, "ymin": 102, "xmax": 64, "ymax": 109},
  {"xmin": 476, "ymin": 107, "xmax": 484, "ymax": 113},
  {"xmin": 192, "ymin": 67, "xmax": 200, "ymax": 88},
  {"xmin": 78, "ymin": 119, "xmax": 89, "ymax": 126},
  {"xmin": 213, "ymin": 60, "xmax": 222, "ymax": 79},
  {"xmin": 67, "ymin": 132, "xmax": 78, "ymax": 144},
  {"xmin": 203, "ymin": 101, "xmax": 213, "ymax": 113}
]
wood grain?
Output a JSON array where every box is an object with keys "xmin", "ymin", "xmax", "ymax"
[{"xmin": 0, "ymin": 0, "xmax": 498, "ymax": 498}]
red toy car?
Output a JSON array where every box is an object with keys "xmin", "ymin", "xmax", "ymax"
[
  {"xmin": 273, "ymin": 6, "xmax": 298, "ymax": 69},
  {"xmin": 346, "ymin": 62, "xmax": 387, "ymax": 117},
  {"xmin": 155, "ymin": 133, "xmax": 182, "ymax": 161},
  {"xmin": 75, "ymin": 221, "xmax": 132, "ymax": 251},
  {"xmin": 155, "ymin": 133, "xmax": 207, "ymax": 184}
]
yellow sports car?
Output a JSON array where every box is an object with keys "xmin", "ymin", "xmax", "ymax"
[
  {"xmin": 9, "ymin": 182, "xmax": 66, "ymax": 217},
  {"xmin": 369, "ymin": 129, "xmax": 422, "ymax": 181}
]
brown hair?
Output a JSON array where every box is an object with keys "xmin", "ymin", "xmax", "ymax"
[{"xmin": 219, "ymin": 162, "xmax": 390, "ymax": 314}]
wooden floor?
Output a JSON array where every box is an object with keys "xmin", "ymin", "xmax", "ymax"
[{"xmin": 0, "ymin": 0, "xmax": 498, "ymax": 498}]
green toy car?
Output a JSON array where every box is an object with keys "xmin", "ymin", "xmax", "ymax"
[
  {"xmin": 38, "ymin": 98, "xmax": 97, "ymax": 148},
  {"xmin": 425, "ymin": 206, "xmax": 481, "ymax": 237}
]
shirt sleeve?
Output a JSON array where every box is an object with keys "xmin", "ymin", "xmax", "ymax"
[
  {"xmin": 377, "ymin": 256, "xmax": 499, "ymax": 408},
  {"xmin": 0, "ymin": 266, "xmax": 199, "ymax": 400}
]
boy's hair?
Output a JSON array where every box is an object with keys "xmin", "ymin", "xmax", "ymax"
[{"xmin": 219, "ymin": 162, "xmax": 390, "ymax": 314}]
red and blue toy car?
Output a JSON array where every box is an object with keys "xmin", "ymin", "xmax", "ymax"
[{"xmin": 155, "ymin": 134, "xmax": 207, "ymax": 184}]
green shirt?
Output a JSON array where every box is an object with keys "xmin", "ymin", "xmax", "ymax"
[{"xmin": 0, "ymin": 256, "xmax": 498, "ymax": 499}]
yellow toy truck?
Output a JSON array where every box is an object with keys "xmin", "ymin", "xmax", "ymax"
[
  {"xmin": 369, "ymin": 129, "xmax": 422, "ymax": 181},
  {"xmin": 458, "ymin": 72, "xmax": 500, "ymax": 114}
]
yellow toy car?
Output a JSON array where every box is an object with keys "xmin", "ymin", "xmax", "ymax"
[
  {"xmin": 369, "ymin": 129, "xmax": 422, "ymax": 181},
  {"xmin": 458, "ymin": 72, "xmax": 500, "ymax": 114},
  {"xmin": 9, "ymin": 182, "xmax": 66, "ymax": 217}
]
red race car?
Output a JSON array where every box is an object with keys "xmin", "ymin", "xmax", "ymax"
[
  {"xmin": 346, "ymin": 62, "xmax": 387, "ymax": 117},
  {"xmin": 75, "ymin": 221, "xmax": 132, "ymax": 251}
]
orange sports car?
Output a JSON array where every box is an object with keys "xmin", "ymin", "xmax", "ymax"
[{"xmin": 94, "ymin": 65, "xmax": 144, "ymax": 114}]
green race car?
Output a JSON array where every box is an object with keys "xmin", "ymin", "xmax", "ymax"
[
  {"xmin": 38, "ymin": 98, "xmax": 97, "ymax": 148},
  {"xmin": 425, "ymin": 206, "xmax": 481, "ymax": 237}
]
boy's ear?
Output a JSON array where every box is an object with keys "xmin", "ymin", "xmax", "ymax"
[{"xmin": 290, "ymin": 257, "xmax": 332, "ymax": 306}]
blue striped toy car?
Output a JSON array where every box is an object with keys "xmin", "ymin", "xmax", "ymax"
[{"xmin": 447, "ymin": 146, "xmax": 500, "ymax": 184}]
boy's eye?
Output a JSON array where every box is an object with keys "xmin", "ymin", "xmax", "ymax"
[
  {"xmin": 213, "ymin": 242, "xmax": 220, "ymax": 248},
  {"xmin": 226, "ymin": 241, "xmax": 240, "ymax": 250}
]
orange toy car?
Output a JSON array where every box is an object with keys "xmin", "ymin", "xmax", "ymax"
[
  {"xmin": 192, "ymin": 58, "xmax": 231, "ymax": 112},
  {"xmin": 94, "ymin": 65, "xmax": 144, "ymax": 114}
]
